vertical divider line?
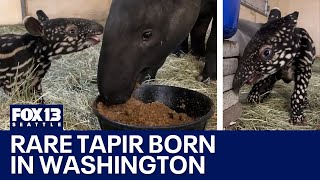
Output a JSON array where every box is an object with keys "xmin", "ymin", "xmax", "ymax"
[{"xmin": 216, "ymin": 0, "xmax": 224, "ymax": 130}]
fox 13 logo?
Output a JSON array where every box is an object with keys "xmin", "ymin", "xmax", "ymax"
[{"xmin": 10, "ymin": 105, "xmax": 63, "ymax": 131}]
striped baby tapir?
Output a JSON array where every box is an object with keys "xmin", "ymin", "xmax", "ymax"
[
  {"xmin": 233, "ymin": 10, "xmax": 316, "ymax": 124},
  {"xmin": 0, "ymin": 10, "xmax": 103, "ymax": 102}
]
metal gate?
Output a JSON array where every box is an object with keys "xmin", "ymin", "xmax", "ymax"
[{"xmin": 241, "ymin": 0, "xmax": 269, "ymax": 16}]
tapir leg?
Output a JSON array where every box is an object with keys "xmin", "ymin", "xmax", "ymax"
[
  {"xmin": 35, "ymin": 84, "xmax": 45, "ymax": 104},
  {"xmin": 290, "ymin": 28, "xmax": 316, "ymax": 124},
  {"xmin": 190, "ymin": 1, "xmax": 215, "ymax": 58},
  {"xmin": 190, "ymin": 18, "xmax": 212, "ymax": 57},
  {"xmin": 25, "ymin": 83, "xmax": 45, "ymax": 104},
  {"xmin": 180, "ymin": 38, "xmax": 189, "ymax": 55},
  {"xmin": 198, "ymin": 28, "xmax": 217, "ymax": 82},
  {"xmin": 197, "ymin": 0, "xmax": 216, "ymax": 82},
  {"xmin": 172, "ymin": 37, "xmax": 189, "ymax": 57},
  {"xmin": 290, "ymin": 68, "xmax": 312, "ymax": 124},
  {"xmin": 247, "ymin": 74, "xmax": 279, "ymax": 103}
]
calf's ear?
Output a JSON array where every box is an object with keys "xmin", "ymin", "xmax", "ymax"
[
  {"xmin": 268, "ymin": 8, "xmax": 282, "ymax": 22},
  {"xmin": 283, "ymin": 11, "xmax": 299, "ymax": 28},
  {"xmin": 23, "ymin": 16, "xmax": 44, "ymax": 36},
  {"xmin": 36, "ymin": 10, "xmax": 49, "ymax": 22}
]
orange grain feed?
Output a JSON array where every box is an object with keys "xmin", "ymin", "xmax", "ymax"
[{"xmin": 97, "ymin": 98, "xmax": 193, "ymax": 127}]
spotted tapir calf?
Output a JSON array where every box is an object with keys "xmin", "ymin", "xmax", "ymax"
[
  {"xmin": 0, "ymin": 10, "xmax": 103, "ymax": 102},
  {"xmin": 233, "ymin": 11, "xmax": 316, "ymax": 124}
]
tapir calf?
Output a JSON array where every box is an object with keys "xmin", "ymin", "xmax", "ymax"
[
  {"xmin": 233, "ymin": 9, "xmax": 316, "ymax": 124},
  {"xmin": 0, "ymin": 10, "xmax": 103, "ymax": 102}
]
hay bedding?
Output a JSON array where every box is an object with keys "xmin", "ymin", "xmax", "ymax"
[
  {"xmin": 0, "ymin": 25, "xmax": 216, "ymax": 131},
  {"xmin": 233, "ymin": 58, "xmax": 320, "ymax": 130}
]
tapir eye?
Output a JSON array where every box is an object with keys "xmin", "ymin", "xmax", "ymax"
[
  {"xmin": 263, "ymin": 49, "xmax": 272, "ymax": 57},
  {"xmin": 66, "ymin": 25, "xmax": 78, "ymax": 36},
  {"xmin": 69, "ymin": 28, "xmax": 76, "ymax": 34},
  {"xmin": 142, "ymin": 30, "xmax": 153, "ymax": 41},
  {"xmin": 260, "ymin": 48, "xmax": 273, "ymax": 60}
]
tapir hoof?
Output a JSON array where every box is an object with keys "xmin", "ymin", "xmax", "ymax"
[
  {"xmin": 173, "ymin": 51, "xmax": 185, "ymax": 58},
  {"xmin": 37, "ymin": 97, "xmax": 45, "ymax": 104},
  {"xmin": 196, "ymin": 74, "xmax": 216, "ymax": 84},
  {"xmin": 303, "ymin": 98, "xmax": 310, "ymax": 109},
  {"xmin": 290, "ymin": 114, "xmax": 306, "ymax": 125},
  {"xmin": 191, "ymin": 50, "xmax": 205, "ymax": 59},
  {"xmin": 247, "ymin": 93, "xmax": 260, "ymax": 104}
]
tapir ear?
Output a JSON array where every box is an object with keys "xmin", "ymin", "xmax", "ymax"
[
  {"xmin": 36, "ymin": 10, "xmax": 49, "ymax": 22},
  {"xmin": 267, "ymin": 8, "xmax": 281, "ymax": 22},
  {"xmin": 284, "ymin": 11, "xmax": 299, "ymax": 27},
  {"xmin": 288, "ymin": 11, "xmax": 299, "ymax": 22},
  {"xmin": 23, "ymin": 16, "xmax": 44, "ymax": 36}
]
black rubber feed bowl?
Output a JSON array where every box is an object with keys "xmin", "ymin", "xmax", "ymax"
[{"xmin": 93, "ymin": 85, "xmax": 214, "ymax": 130}]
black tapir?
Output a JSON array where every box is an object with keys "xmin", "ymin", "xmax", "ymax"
[
  {"xmin": 98, "ymin": 0, "xmax": 203, "ymax": 105},
  {"xmin": 0, "ymin": 10, "xmax": 103, "ymax": 102},
  {"xmin": 233, "ymin": 10, "xmax": 316, "ymax": 124}
]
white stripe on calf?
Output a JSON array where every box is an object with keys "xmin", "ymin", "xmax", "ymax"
[
  {"xmin": 6, "ymin": 73, "xmax": 15, "ymax": 77},
  {"xmin": 11, "ymin": 58, "xmax": 34, "ymax": 70},
  {"xmin": 0, "ymin": 41, "xmax": 34, "ymax": 59},
  {"xmin": 0, "ymin": 67, "xmax": 9, "ymax": 72}
]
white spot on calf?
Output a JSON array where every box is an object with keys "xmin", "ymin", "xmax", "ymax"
[
  {"xmin": 67, "ymin": 47, "xmax": 75, "ymax": 52},
  {"xmin": 279, "ymin": 61, "xmax": 286, "ymax": 67},
  {"xmin": 55, "ymin": 47, "xmax": 64, "ymax": 54},
  {"xmin": 280, "ymin": 51, "xmax": 286, "ymax": 59},
  {"xmin": 67, "ymin": 37, "xmax": 74, "ymax": 42},
  {"xmin": 54, "ymin": 43, "xmax": 59, "ymax": 49},
  {"xmin": 60, "ymin": 42, "xmax": 71, "ymax": 46},
  {"xmin": 285, "ymin": 54, "xmax": 292, "ymax": 59},
  {"xmin": 267, "ymin": 66, "xmax": 273, "ymax": 70}
]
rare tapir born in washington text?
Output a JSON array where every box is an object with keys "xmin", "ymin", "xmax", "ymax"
[{"xmin": 0, "ymin": 10, "xmax": 103, "ymax": 102}]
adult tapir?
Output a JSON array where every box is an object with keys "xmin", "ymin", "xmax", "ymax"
[{"xmin": 98, "ymin": 0, "xmax": 208, "ymax": 105}]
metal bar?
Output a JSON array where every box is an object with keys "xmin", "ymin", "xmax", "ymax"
[
  {"xmin": 265, "ymin": 0, "xmax": 269, "ymax": 15},
  {"xmin": 241, "ymin": 1, "xmax": 267, "ymax": 16},
  {"xmin": 20, "ymin": 0, "xmax": 27, "ymax": 20}
]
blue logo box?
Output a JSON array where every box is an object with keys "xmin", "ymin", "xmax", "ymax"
[{"xmin": 10, "ymin": 104, "xmax": 63, "ymax": 131}]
